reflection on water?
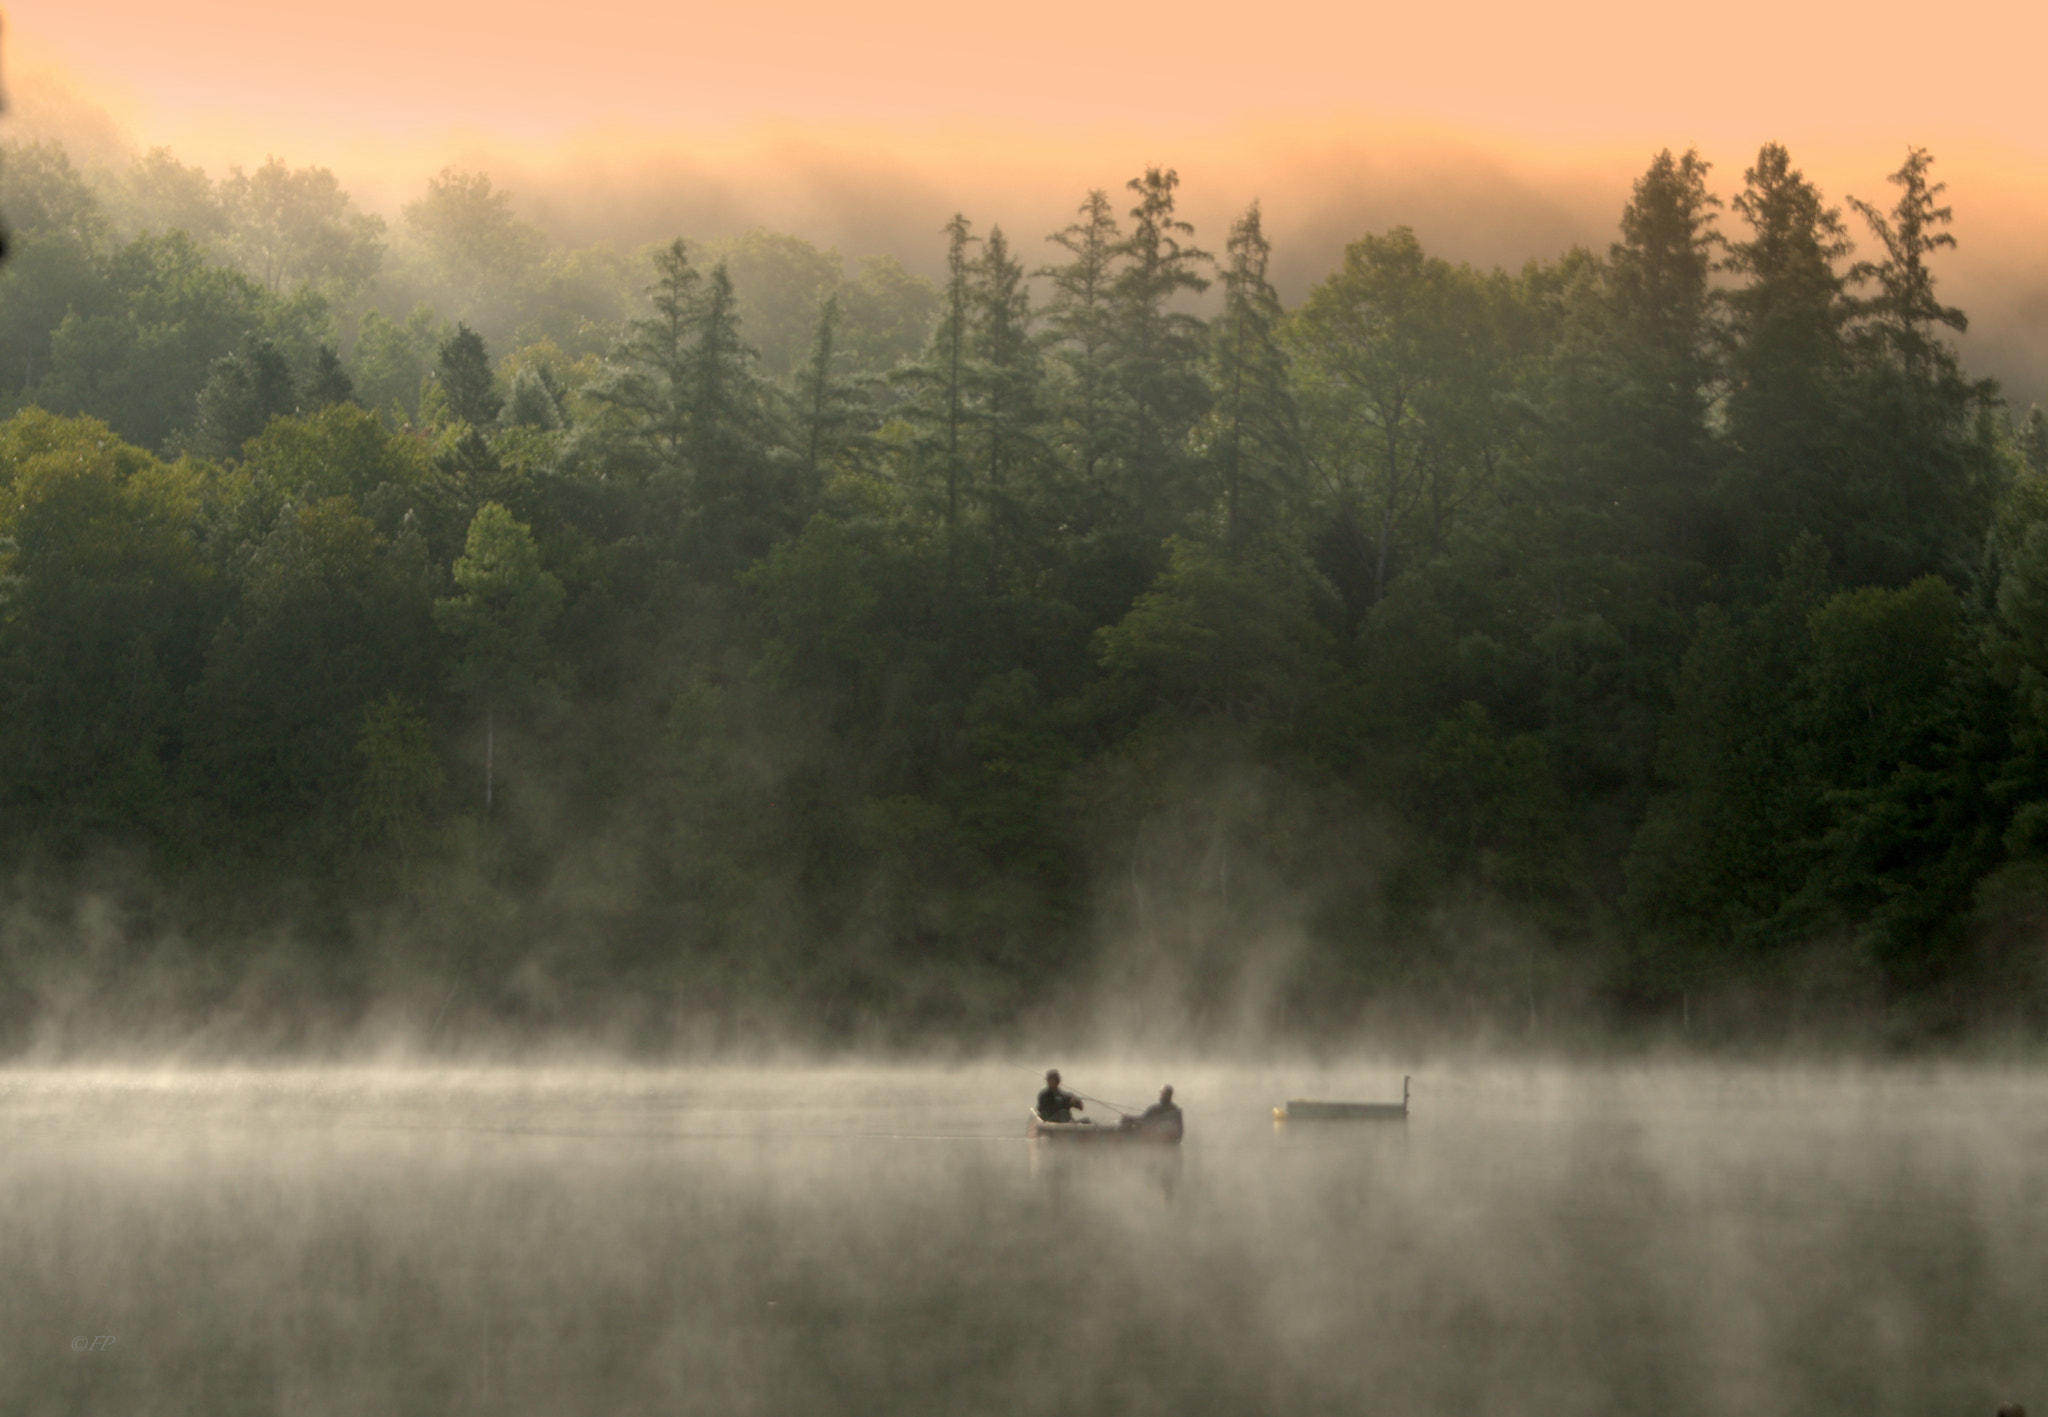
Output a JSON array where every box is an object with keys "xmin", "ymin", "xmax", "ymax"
[{"xmin": 2, "ymin": 1061, "xmax": 2044, "ymax": 1416}]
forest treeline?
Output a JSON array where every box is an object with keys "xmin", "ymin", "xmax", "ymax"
[{"xmin": 2, "ymin": 135, "xmax": 2047, "ymax": 1052}]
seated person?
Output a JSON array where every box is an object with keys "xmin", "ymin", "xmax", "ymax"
[
  {"xmin": 1036, "ymin": 1068, "xmax": 1085, "ymax": 1123},
  {"xmin": 1135, "ymin": 1084, "xmax": 1181, "ymax": 1130}
]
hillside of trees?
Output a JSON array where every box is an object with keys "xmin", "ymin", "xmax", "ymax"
[{"xmin": 2, "ymin": 136, "xmax": 2046, "ymax": 1055}]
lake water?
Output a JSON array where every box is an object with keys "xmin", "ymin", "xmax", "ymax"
[{"xmin": 4, "ymin": 1059, "xmax": 2043, "ymax": 1416}]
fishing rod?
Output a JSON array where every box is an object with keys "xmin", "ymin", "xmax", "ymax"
[
  {"xmin": 1069, "ymin": 1088, "xmax": 1142, "ymax": 1116},
  {"xmin": 1027, "ymin": 1068, "xmax": 1139, "ymax": 1117}
]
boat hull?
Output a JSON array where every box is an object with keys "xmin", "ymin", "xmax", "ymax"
[{"xmin": 1027, "ymin": 1110, "xmax": 1183, "ymax": 1144}]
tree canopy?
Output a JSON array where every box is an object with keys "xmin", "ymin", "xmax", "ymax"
[{"xmin": 0, "ymin": 136, "xmax": 2041, "ymax": 1050}]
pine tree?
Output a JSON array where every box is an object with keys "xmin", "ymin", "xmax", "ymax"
[
  {"xmin": 967, "ymin": 224, "xmax": 1046, "ymax": 580},
  {"xmin": 1848, "ymin": 147, "xmax": 1967, "ymax": 388},
  {"xmin": 1209, "ymin": 202, "xmax": 1299, "ymax": 553},
  {"xmin": 1599, "ymin": 148, "xmax": 1722, "ymax": 563},
  {"xmin": 192, "ymin": 337, "xmax": 298, "ymax": 457},
  {"xmin": 1718, "ymin": 143, "xmax": 1853, "ymax": 573},
  {"xmin": 934, "ymin": 215, "xmax": 975, "ymax": 537},
  {"xmin": 1108, "ymin": 167, "xmax": 1212, "ymax": 540},
  {"xmin": 305, "ymin": 345, "xmax": 357, "ymax": 410},
  {"xmin": 1837, "ymin": 146, "xmax": 2001, "ymax": 585},
  {"xmin": 581, "ymin": 238, "xmax": 700, "ymax": 486},
  {"xmin": 437, "ymin": 323, "xmax": 502, "ymax": 429},
  {"xmin": 1040, "ymin": 190, "xmax": 1122, "ymax": 497},
  {"xmin": 888, "ymin": 214, "xmax": 981, "ymax": 593},
  {"xmin": 790, "ymin": 293, "xmax": 867, "ymax": 508},
  {"xmin": 685, "ymin": 261, "xmax": 782, "ymax": 566}
]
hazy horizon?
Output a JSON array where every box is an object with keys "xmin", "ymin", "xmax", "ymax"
[{"xmin": 8, "ymin": 18, "xmax": 2048, "ymax": 405}]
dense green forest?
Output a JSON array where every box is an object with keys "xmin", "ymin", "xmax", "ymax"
[{"xmin": 2, "ymin": 135, "xmax": 2045, "ymax": 1054}]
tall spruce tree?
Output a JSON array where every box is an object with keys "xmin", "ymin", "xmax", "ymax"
[
  {"xmin": 191, "ymin": 337, "xmax": 297, "ymax": 458},
  {"xmin": 1040, "ymin": 190, "xmax": 1122, "ymax": 500},
  {"xmin": 1839, "ymin": 147, "xmax": 2001, "ymax": 585},
  {"xmin": 1209, "ymin": 202, "xmax": 1299, "ymax": 554},
  {"xmin": 1107, "ymin": 167, "xmax": 1212, "ymax": 543},
  {"xmin": 967, "ymin": 225, "xmax": 1046, "ymax": 581},
  {"xmin": 684, "ymin": 261, "xmax": 782, "ymax": 568},
  {"xmin": 1718, "ymin": 143, "xmax": 1854, "ymax": 577},
  {"xmin": 934, "ymin": 215, "xmax": 975, "ymax": 539},
  {"xmin": 1602, "ymin": 148, "xmax": 1722, "ymax": 564},
  {"xmin": 1848, "ymin": 147, "xmax": 1968, "ymax": 389},
  {"xmin": 581, "ymin": 238, "xmax": 700, "ymax": 487},
  {"xmin": 305, "ymin": 344, "xmax": 357, "ymax": 410},
  {"xmin": 437, "ymin": 323, "xmax": 502, "ymax": 429},
  {"xmin": 790, "ymin": 293, "xmax": 867, "ymax": 509}
]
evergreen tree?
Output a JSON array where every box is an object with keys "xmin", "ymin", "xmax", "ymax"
[
  {"xmin": 1107, "ymin": 167, "xmax": 1212, "ymax": 542},
  {"xmin": 1718, "ymin": 143, "xmax": 1854, "ymax": 577},
  {"xmin": 192, "ymin": 337, "xmax": 298, "ymax": 458},
  {"xmin": 580, "ymin": 238, "xmax": 701, "ymax": 485},
  {"xmin": 1040, "ymin": 190, "xmax": 1123, "ymax": 496},
  {"xmin": 1848, "ymin": 147, "xmax": 1968, "ymax": 388},
  {"xmin": 790, "ymin": 293, "xmax": 868, "ymax": 507},
  {"xmin": 305, "ymin": 344, "xmax": 357, "ymax": 409},
  {"xmin": 932, "ymin": 215, "xmax": 975, "ymax": 538},
  {"xmin": 684, "ymin": 261, "xmax": 783, "ymax": 567},
  {"xmin": 967, "ymin": 225, "xmax": 1047, "ymax": 579},
  {"xmin": 1209, "ymin": 202, "xmax": 1299, "ymax": 554},
  {"xmin": 886, "ymin": 215, "xmax": 983, "ymax": 613},
  {"xmin": 436, "ymin": 323, "xmax": 503, "ymax": 429},
  {"xmin": 504, "ymin": 363, "xmax": 566, "ymax": 431},
  {"xmin": 1838, "ymin": 147, "xmax": 2002, "ymax": 585},
  {"xmin": 1602, "ymin": 148, "xmax": 1722, "ymax": 563}
]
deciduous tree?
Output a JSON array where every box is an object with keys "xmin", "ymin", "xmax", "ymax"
[
  {"xmin": 434, "ymin": 503, "xmax": 563, "ymax": 811},
  {"xmin": 220, "ymin": 156, "xmax": 385, "ymax": 297}
]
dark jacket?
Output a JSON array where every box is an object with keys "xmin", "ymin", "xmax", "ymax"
[{"xmin": 1036, "ymin": 1085, "xmax": 1080, "ymax": 1123}]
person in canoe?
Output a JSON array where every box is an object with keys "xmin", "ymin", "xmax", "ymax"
[
  {"xmin": 1122, "ymin": 1084, "xmax": 1181, "ymax": 1133},
  {"xmin": 1036, "ymin": 1068, "xmax": 1086, "ymax": 1124}
]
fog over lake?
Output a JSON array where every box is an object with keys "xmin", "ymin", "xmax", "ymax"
[{"xmin": 6, "ymin": 1060, "xmax": 2044, "ymax": 1415}]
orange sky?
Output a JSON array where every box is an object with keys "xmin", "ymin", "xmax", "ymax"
[{"xmin": 9, "ymin": 0, "xmax": 2047, "ymax": 150}]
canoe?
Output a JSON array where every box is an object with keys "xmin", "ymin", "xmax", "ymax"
[
  {"xmin": 1027, "ymin": 1110, "xmax": 1184, "ymax": 1144},
  {"xmin": 1273, "ymin": 1077, "xmax": 1409, "ymax": 1122}
]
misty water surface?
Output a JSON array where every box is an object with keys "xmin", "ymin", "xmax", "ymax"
[{"xmin": 4, "ymin": 1060, "xmax": 2043, "ymax": 1416}]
